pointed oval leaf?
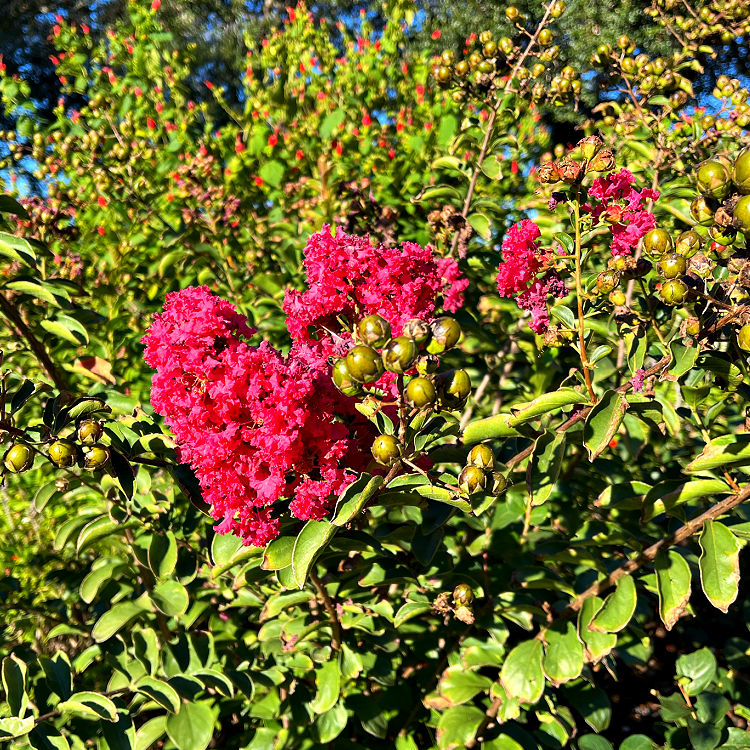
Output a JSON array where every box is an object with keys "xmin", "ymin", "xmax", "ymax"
[
  {"xmin": 292, "ymin": 520, "xmax": 337, "ymax": 588},
  {"xmin": 589, "ymin": 575, "xmax": 637, "ymax": 633},
  {"xmin": 655, "ymin": 550, "xmax": 692, "ymax": 631},
  {"xmin": 57, "ymin": 691, "xmax": 118, "ymax": 722},
  {"xmin": 583, "ymin": 390, "xmax": 628, "ymax": 461},
  {"xmin": 500, "ymin": 639, "xmax": 545, "ymax": 704},
  {"xmin": 543, "ymin": 621, "xmax": 584, "ymax": 686},
  {"xmin": 698, "ymin": 520, "xmax": 740, "ymax": 613},
  {"xmin": 577, "ymin": 596, "xmax": 616, "ymax": 663}
]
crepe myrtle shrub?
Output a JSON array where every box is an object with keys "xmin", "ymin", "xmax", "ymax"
[{"xmin": 4, "ymin": 3, "xmax": 750, "ymax": 750}]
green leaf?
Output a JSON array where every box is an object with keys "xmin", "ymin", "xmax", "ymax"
[
  {"xmin": 480, "ymin": 155, "xmax": 502, "ymax": 180},
  {"xmin": 258, "ymin": 160, "xmax": 284, "ymax": 188},
  {"xmin": 579, "ymin": 737, "xmax": 614, "ymax": 750},
  {"xmin": 642, "ymin": 479, "xmax": 731, "ymax": 522},
  {"xmin": 583, "ymin": 390, "xmax": 628, "ymax": 461},
  {"xmin": 676, "ymin": 647, "xmax": 717, "ymax": 696},
  {"xmin": 310, "ymin": 659, "xmax": 340, "ymax": 714},
  {"xmin": 40, "ymin": 315, "xmax": 89, "ymax": 346},
  {"xmin": 135, "ymin": 716, "xmax": 166, "ymax": 750},
  {"xmin": 687, "ymin": 719, "xmax": 722, "ymax": 750},
  {"xmin": 512, "ymin": 388, "xmax": 588, "ymax": 423},
  {"xmin": 413, "ymin": 483, "xmax": 471, "ymax": 512},
  {"xmin": 7, "ymin": 280, "xmax": 61, "ymax": 307},
  {"xmin": 313, "ymin": 702, "xmax": 347, "ymax": 744},
  {"xmin": 291, "ymin": 520, "xmax": 337, "ymax": 588},
  {"xmin": 670, "ymin": 340, "xmax": 700, "ymax": 378},
  {"xmin": 467, "ymin": 213, "xmax": 491, "ymax": 240},
  {"xmin": 0, "ymin": 232, "xmax": 37, "ymax": 267},
  {"xmin": 210, "ymin": 533, "xmax": 243, "ymax": 568},
  {"xmin": 463, "ymin": 413, "xmax": 521, "ymax": 443},
  {"xmin": 0, "ymin": 716, "xmax": 34, "ymax": 740},
  {"xmin": 619, "ymin": 736, "xmax": 655, "ymax": 750},
  {"xmin": 528, "ymin": 432, "xmax": 565, "ymax": 506},
  {"xmin": 57, "ymin": 691, "xmax": 118, "ymax": 722},
  {"xmin": 438, "ymin": 666, "xmax": 492, "ymax": 705},
  {"xmin": 698, "ymin": 521, "xmax": 740, "ymax": 613},
  {"xmin": 542, "ymin": 621, "xmax": 583, "ymax": 686},
  {"xmin": 589, "ymin": 575, "xmax": 637, "ymax": 633},
  {"xmin": 165, "ymin": 701, "xmax": 214, "ymax": 750},
  {"xmin": 0, "ymin": 195, "xmax": 29, "ymax": 218},
  {"xmin": 151, "ymin": 580, "xmax": 190, "ymax": 617},
  {"xmin": 77, "ymin": 515, "xmax": 119, "ymax": 553},
  {"xmin": 320, "ymin": 109, "xmax": 345, "ymax": 139},
  {"xmin": 564, "ymin": 681, "xmax": 611, "ymax": 733},
  {"xmin": 92, "ymin": 601, "xmax": 148, "ymax": 642},
  {"xmin": 81, "ymin": 559, "xmax": 125, "ymax": 604},
  {"xmin": 686, "ymin": 434, "xmax": 750, "ymax": 473},
  {"xmin": 394, "ymin": 601, "xmax": 431, "ymax": 627},
  {"xmin": 39, "ymin": 652, "xmax": 72, "ymax": 700},
  {"xmin": 28, "ymin": 725, "xmax": 71, "ymax": 750},
  {"xmin": 436, "ymin": 705, "xmax": 485, "ymax": 750},
  {"xmin": 135, "ymin": 676, "xmax": 181, "ymax": 713},
  {"xmin": 577, "ymin": 596, "xmax": 616, "ymax": 663},
  {"xmin": 149, "ymin": 531, "xmax": 178, "ymax": 579},
  {"xmin": 332, "ymin": 474, "xmax": 383, "ymax": 526},
  {"xmin": 262, "ymin": 536, "xmax": 295, "ymax": 570},
  {"xmin": 500, "ymin": 639, "xmax": 545, "ymax": 704},
  {"xmin": 2, "ymin": 654, "xmax": 27, "ymax": 715},
  {"xmin": 655, "ymin": 550, "xmax": 692, "ymax": 631}
]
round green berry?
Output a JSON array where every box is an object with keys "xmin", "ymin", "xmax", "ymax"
[
  {"xmin": 48, "ymin": 439, "xmax": 78, "ymax": 468},
  {"xmin": 426, "ymin": 317, "xmax": 462, "ymax": 354},
  {"xmin": 4, "ymin": 443, "xmax": 33, "ymax": 473},
  {"xmin": 346, "ymin": 345, "xmax": 384, "ymax": 383},
  {"xmin": 405, "ymin": 377, "xmax": 437, "ymax": 408},
  {"xmin": 371, "ymin": 434, "xmax": 401, "ymax": 466},
  {"xmin": 382, "ymin": 336, "xmax": 418, "ymax": 374},
  {"xmin": 357, "ymin": 315, "xmax": 391, "ymax": 348}
]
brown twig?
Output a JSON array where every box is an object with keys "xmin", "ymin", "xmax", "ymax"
[{"xmin": 310, "ymin": 570, "xmax": 342, "ymax": 651}]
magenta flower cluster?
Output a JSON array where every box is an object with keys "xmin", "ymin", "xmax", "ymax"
[{"xmin": 143, "ymin": 227, "xmax": 467, "ymax": 547}]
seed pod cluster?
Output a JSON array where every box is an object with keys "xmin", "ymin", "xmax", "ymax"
[{"xmin": 457, "ymin": 443, "xmax": 507, "ymax": 498}]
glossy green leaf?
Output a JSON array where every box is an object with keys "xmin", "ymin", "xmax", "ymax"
[
  {"xmin": 577, "ymin": 596, "xmax": 616, "ymax": 663},
  {"xmin": 135, "ymin": 716, "xmax": 166, "ymax": 750},
  {"xmin": 528, "ymin": 432, "xmax": 565, "ymax": 506},
  {"xmin": 57, "ymin": 691, "xmax": 118, "ymax": 722},
  {"xmin": 135, "ymin": 676, "xmax": 181, "ymax": 713},
  {"xmin": 313, "ymin": 702, "xmax": 347, "ymax": 744},
  {"xmin": 292, "ymin": 520, "xmax": 337, "ymax": 588},
  {"xmin": 655, "ymin": 550, "xmax": 692, "ymax": 631},
  {"xmin": 310, "ymin": 659, "xmax": 340, "ymax": 714},
  {"xmin": 676, "ymin": 648, "xmax": 717, "ymax": 695},
  {"xmin": 589, "ymin": 575, "xmax": 637, "ymax": 633},
  {"xmin": 0, "ymin": 716, "xmax": 34, "ymax": 740},
  {"xmin": 698, "ymin": 521, "xmax": 740, "ymax": 613},
  {"xmin": 500, "ymin": 639, "xmax": 545, "ymax": 704},
  {"xmin": 686, "ymin": 434, "xmax": 750, "ymax": 473},
  {"xmin": 332, "ymin": 474, "xmax": 383, "ymax": 526},
  {"xmin": 92, "ymin": 601, "xmax": 148, "ymax": 642},
  {"xmin": 543, "ymin": 621, "xmax": 583, "ymax": 685},
  {"xmin": 165, "ymin": 701, "xmax": 214, "ymax": 750},
  {"xmin": 2, "ymin": 654, "xmax": 27, "ymax": 716},
  {"xmin": 149, "ymin": 531, "xmax": 178, "ymax": 579},
  {"xmin": 151, "ymin": 580, "xmax": 189, "ymax": 617},
  {"xmin": 438, "ymin": 666, "xmax": 492, "ymax": 705},
  {"xmin": 436, "ymin": 705, "xmax": 485, "ymax": 749},
  {"xmin": 583, "ymin": 390, "xmax": 628, "ymax": 461}
]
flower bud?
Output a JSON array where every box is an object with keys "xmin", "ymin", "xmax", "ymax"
[
  {"xmin": 48, "ymin": 439, "xmax": 78, "ymax": 468},
  {"xmin": 426, "ymin": 317, "xmax": 462, "ymax": 354},
  {"xmin": 357, "ymin": 314, "xmax": 391, "ymax": 348},
  {"xmin": 82, "ymin": 444, "xmax": 110, "ymax": 470},
  {"xmin": 371, "ymin": 434, "xmax": 401, "ymax": 466},
  {"xmin": 332, "ymin": 358, "xmax": 363, "ymax": 397},
  {"xmin": 579, "ymin": 135, "xmax": 603, "ymax": 161},
  {"xmin": 588, "ymin": 148, "xmax": 615, "ymax": 173},
  {"xmin": 467, "ymin": 443, "xmax": 494, "ymax": 470},
  {"xmin": 595, "ymin": 270, "xmax": 619, "ymax": 295},
  {"xmin": 453, "ymin": 583, "xmax": 474, "ymax": 605},
  {"xmin": 4, "ymin": 443, "xmax": 33, "ymax": 473},
  {"xmin": 405, "ymin": 377, "xmax": 437, "ymax": 408},
  {"xmin": 382, "ymin": 336, "xmax": 419, "ymax": 374},
  {"xmin": 458, "ymin": 465, "xmax": 486, "ymax": 495},
  {"xmin": 438, "ymin": 369, "xmax": 472, "ymax": 408},
  {"xmin": 659, "ymin": 279, "xmax": 688, "ymax": 306},
  {"xmin": 490, "ymin": 472, "xmax": 508, "ymax": 496}
]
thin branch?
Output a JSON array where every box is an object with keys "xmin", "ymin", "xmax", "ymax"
[{"xmin": 310, "ymin": 570, "xmax": 342, "ymax": 651}]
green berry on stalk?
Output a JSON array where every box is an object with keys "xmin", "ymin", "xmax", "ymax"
[
  {"xmin": 734, "ymin": 194, "xmax": 750, "ymax": 233},
  {"xmin": 82, "ymin": 444, "xmax": 110, "ymax": 470},
  {"xmin": 405, "ymin": 377, "xmax": 437, "ymax": 408},
  {"xmin": 657, "ymin": 253, "xmax": 687, "ymax": 279},
  {"xmin": 371, "ymin": 434, "xmax": 401, "ymax": 466},
  {"xmin": 696, "ymin": 160, "xmax": 732, "ymax": 200},
  {"xmin": 490, "ymin": 472, "xmax": 508, "ymax": 496},
  {"xmin": 78, "ymin": 419, "xmax": 103, "ymax": 444},
  {"xmin": 595, "ymin": 270, "xmax": 619, "ymax": 295},
  {"xmin": 458, "ymin": 465, "xmax": 486, "ymax": 495},
  {"xmin": 4, "ymin": 443, "xmax": 33, "ymax": 473},
  {"xmin": 426, "ymin": 317, "xmax": 462, "ymax": 354},
  {"xmin": 382, "ymin": 336, "xmax": 418, "ymax": 374},
  {"xmin": 659, "ymin": 279, "xmax": 688, "ymax": 306},
  {"xmin": 48, "ymin": 439, "xmax": 78, "ymax": 468},
  {"xmin": 357, "ymin": 314, "xmax": 391, "ymax": 348},
  {"xmin": 738, "ymin": 324, "xmax": 750, "ymax": 352},
  {"xmin": 453, "ymin": 583, "xmax": 474, "ymax": 605},
  {"xmin": 332, "ymin": 358, "xmax": 362, "ymax": 397},
  {"xmin": 467, "ymin": 443, "xmax": 494, "ymax": 470},
  {"xmin": 675, "ymin": 230, "xmax": 702, "ymax": 257},
  {"xmin": 435, "ymin": 66, "xmax": 452, "ymax": 86},
  {"xmin": 733, "ymin": 148, "xmax": 750, "ymax": 194},
  {"xmin": 643, "ymin": 228, "xmax": 673, "ymax": 257},
  {"xmin": 346, "ymin": 345, "xmax": 384, "ymax": 383},
  {"xmin": 477, "ymin": 60, "xmax": 494, "ymax": 75},
  {"xmin": 438, "ymin": 369, "xmax": 472, "ymax": 408},
  {"xmin": 690, "ymin": 195, "xmax": 717, "ymax": 226},
  {"xmin": 402, "ymin": 319, "xmax": 431, "ymax": 347},
  {"xmin": 709, "ymin": 224, "xmax": 737, "ymax": 246},
  {"xmin": 455, "ymin": 60, "xmax": 469, "ymax": 77},
  {"xmin": 483, "ymin": 41, "xmax": 498, "ymax": 57}
]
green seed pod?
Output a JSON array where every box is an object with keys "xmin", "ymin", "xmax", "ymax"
[
  {"xmin": 453, "ymin": 583, "xmax": 475, "ymax": 605},
  {"xmin": 684, "ymin": 317, "xmax": 701, "ymax": 337},
  {"xmin": 382, "ymin": 336, "xmax": 418, "ymax": 374},
  {"xmin": 332, "ymin": 358, "xmax": 362, "ymax": 397},
  {"xmin": 4, "ymin": 443, "xmax": 33, "ymax": 473},
  {"xmin": 405, "ymin": 377, "xmax": 437, "ymax": 408},
  {"xmin": 438, "ymin": 369, "xmax": 472, "ymax": 409},
  {"xmin": 82, "ymin": 444, "xmax": 110, "ymax": 470},
  {"xmin": 595, "ymin": 270, "xmax": 619, "ymax": 295},
  {"xmin": 709, "ymin": 224, "xmax": 737, "ymax": 246},
  {"xmin": 659, "ymin": 279, "xmax": 688, "ymax": 306},
  {"xmin": 48, "ymin": 439, "xmax": 78, "ymax": 468},
  {"xmin": 357, "ymin": 315, "xmax": 391, "ymax": 348},
  {"xmin": 642, "ymin": 228, "xmax": 673, "ymax": 257},
  {"xmin": 78, "ymin": 419, "xmax": 103, "ymax": 445},
  {"xmin": 467, "ymin": 443, "xmax": 494, "ymax": 470},
  {"xmin": 657, "ymin": 253, "xmax": 687, "ymax": 279},
  {"xmin": 426, "ymin": 317, "xmax": 462, "ymax": 354},
  {"xmin": 490, "ymin": 472, "xmax": 508, "ymax": 496},
  {"xmin": 690, "ymin": 195, "xmax": 718, "ymax": 226},
  {"xmin": 458, "ymin": 465, "xmax": 486, "ymax": 495},
  {"xmin": 346, "ymin": 345, "xmax": 384, "ymax": 383},
  {"xmin": 734, "ymin": 194, "xmax": 750, "ymax": 233},
  {"xmin": 732, "ymin": 148, "xmax": 750, "ymax": 194},
  {"xmin": 696, "ymin": 160, "xmax": 732, "ymax": 200},
  {"xmin": 371, "ymin": 434, "xmax": 401, "ymax": 466},
  {"xmin": 738, "ymin": 324, "xmax": 750, "ymax": 352},
  {"xmin": 402, "ymin": 319, "xmax": 431, "ymax": 347},
  {"xmin": 675, "ymin": 230, "xmax": 702, "ymax": 258}
]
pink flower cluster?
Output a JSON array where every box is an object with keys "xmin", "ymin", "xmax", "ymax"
[
  {"xmin": 584, "ymin": 169, "xmax": 659, "ymax": 256},
  {"xmin": 496, "ymin": 219, "xmax": 566, "ymax": 334},
  {"xmin": 144, "ymin": 227, "xmax": 466, "ymax": 547}
]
